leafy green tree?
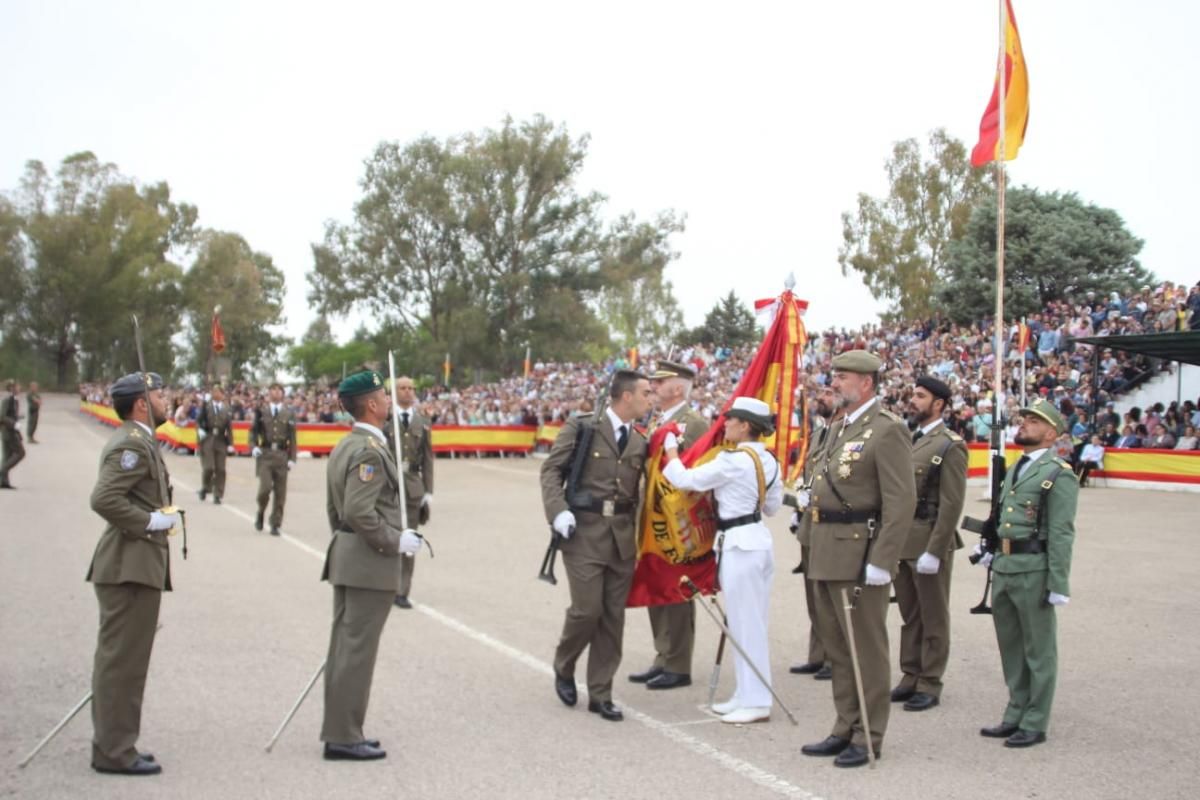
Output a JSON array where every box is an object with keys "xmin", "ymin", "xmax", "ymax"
[
  {"xmin": 839, "ymin": 129, "xmax": 991, "ymax": 318},
  {"xmin": 594, "ymin": 211, "xmax": 686, "ymax": 350},
  {"xmin": 286, "ymin": 317, "xmax": 376, "ymax": 385},
  {"xmin": 937, "ymin": 187, "xmax": 1152, "ymax": 324},
  {"xmin": 684, "ymin": 291, "xmax": 760, "ymax": 347}
]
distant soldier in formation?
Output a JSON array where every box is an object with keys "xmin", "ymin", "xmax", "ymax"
[
  {"xmin": 26, "ymin": 381, "xmax": 42, "ymax": 443},
  {"xmin": 382, "ymin": 375, "xmax": 434, "ymax": 609},
  {"xmin": 1, "ymin": 379, "xmax": 25, "ymax": 489},
  {"xmin": 196, "ymin": 385, "xmax": 234, "ymax": 505},
  {"xmin": 249, "ymin": 383, "xmax": 297, "ymax": 536}
]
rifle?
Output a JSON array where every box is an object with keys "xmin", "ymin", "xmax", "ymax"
[{"xmin": 962, "ymin": 450, "xmax": 1006, "ymax": 614}]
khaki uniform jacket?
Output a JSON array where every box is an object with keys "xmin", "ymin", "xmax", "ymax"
[
  {"xmin": 807, "ymin": 402, "xmax": 916, "ymax": 581},
  {"xmin": 322, "ymin": 428, "xmax": 404, "ymax": 592},
  {"xmin": 0, "ymin": 393, "xmax": 17, "ymax": 433},
  {"xmin": 902, "ymin": 424, "xmax": 968, "ymax": 560},
  {"xmin": 992, "ymin": 452, "xmax": 1078, "ymax": 596},
  {"xmin": 197, "ymin": 400, "xmax": 233, "ymax": 445},
  {"xmin": 384, "ymin": 407, "xmax": 435, "ymax": 503},
  {"xmin": 663, "ymin": 405, "xmax": 710, "ymax": 453},
  {"xmin": 796, "ymin": 420, "xmax": 837, "ymax": 548},
  {"xmin": 87, "ymin": 422, "xmax": 172, "ymax": 591},
  {"xmin": 540, "ymin": 413, "xmax": 647, "ymax": 562},
  {"xmin": 250, "ymin": 403, "xmax": 298, "ymax": 460}
]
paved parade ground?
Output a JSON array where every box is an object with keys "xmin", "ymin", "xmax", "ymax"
[{"xmin": 1, "ymin": 395, "xmax": 1197, "ymax": 800}]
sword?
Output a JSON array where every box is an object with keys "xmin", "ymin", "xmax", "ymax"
[
  {"xmin": 839, "ymin": 587, "xmax": 877, "ymax": 768},
  {"xmin": 265, "ymin": 660, "xmax": 326, "ymax": 752},
  {"xmin": 388, "ymin": 351, "xmax": 432, "ymax": 558}
]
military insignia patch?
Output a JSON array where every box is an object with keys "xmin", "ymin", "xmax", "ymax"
[
  {"xmin": 358, "ymin": 464, "xmax": 375, "ymax": 482},
  {"xmin": 120, "ymin": 450, "xmax": 139, "ymax": 470},
  {"xmin": 844, "ymin": 442, "xmax": 865, "ymax": 452},
  {"xmin": 863, "ymin": 430, "xmax": 874, "ymax": 440},
  {"xmin": 837, "ymin": 463, "xmax": 853, "ymax": 479}
]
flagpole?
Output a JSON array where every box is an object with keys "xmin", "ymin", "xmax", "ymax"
[
  {"xmin": 1019, "ymin": 316, "xmax": 1027, "ymax": 407},
  {"xmin": 990, "ymin": 0, "xmax": 1008, "ymax": 492}
]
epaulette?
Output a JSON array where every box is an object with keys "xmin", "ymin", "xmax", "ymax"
[
  {"xmin": 947, "ymin": 431, "xmax": 963, "ymax": 442},
  {"xmin": 1054, "ymin": 457, "xmax": 1072, "ymax": 470},
  {"xmin": 878, "ymin": 408, "xmax": 902, "ymax": 422}
]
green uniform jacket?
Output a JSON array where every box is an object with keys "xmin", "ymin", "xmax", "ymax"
[
  {"xmin": 250, "ymin": 403, "xmax": 298, "ymax": 460},
  {"xmin": 807, "ymin": 401, "xmax": 916, "ymax": 581},
  {"xmin": 87, "ymin": 422, "xmax": 172, "ymax": 591},
  {"xmin": 197, "ymin": 400, "xmax": 233, "ymax": 444},
  {"xmin": 384, "ymin": 407, "xmax": 435, "ymax": 505},
  {"xmin": 992, "ymin": 452, "xmax": 1078, "ymax": 597},
  {"xmin": 902, "ymin": 425, "xmax": 968, "ymax": 559},
  {"xmin": 540, "ymin": 413, "xmax": 647, "ymax": 562},
  {"xmin": 322, "ymin": 428, "xmax": 404, "ymax": 592},
  {"xmin": 0, "ymin": 393, "xmax": 17, "ymax": 433},
  {"xmin": 796, "ymin": 420, "xmax": 837, "ymax": 548},
  {"xmin": 665, "ymin": 405, "xmax": 710, "ymax": 453}
]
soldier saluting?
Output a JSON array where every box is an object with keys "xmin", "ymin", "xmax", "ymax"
[
  {"xmin": 890, "ymin": 375, "xmax": 968, "ymax": 712},
  {"xmin": 250, "ymin": 383, "xmax": 297, "ymax": 536}
]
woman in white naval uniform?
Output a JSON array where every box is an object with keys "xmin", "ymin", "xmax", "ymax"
[{"xmin": 661, "ymin": 397, "xmax": 783, "ymax": 724}]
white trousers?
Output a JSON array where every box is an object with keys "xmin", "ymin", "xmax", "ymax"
[{"xmin": 719, "ymin": 545, "xmax": 775, "ymax": 708}]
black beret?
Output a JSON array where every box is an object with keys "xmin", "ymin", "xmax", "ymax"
[{"xmin": 916, "ymin": 375, "xmax": 952, "ymax": 401}]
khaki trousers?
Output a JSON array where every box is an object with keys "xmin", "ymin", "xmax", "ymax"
[
  {"xmin": 200, "ymin": 437, "xmax": 229, "ymax": 499},
  {"xmin": 91, "ymin": 583, "xmax": 162, "ymax": 769},
  {"xmin": 256, "ymin": 449, "xmax": 289, "ymax": 528},
  {"xmin": 801, "ymin": 544, "xmax": 827, "ymax": 666},
  {"xmin": 321, "ymin": 585, "xmax": 394, "ymax": 744},
  {"xmin": 893, "ymin": 556, "xmax": 954, "ymax": 696},
  {"xmin": 648, "ymin": 601, "xmax": 695, "ymax": 673}
]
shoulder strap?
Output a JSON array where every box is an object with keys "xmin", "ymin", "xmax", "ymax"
[
  {"xmin": 735, "ymin": 446, "xmax": 772, "ymax": 510},
  {"xmin": 918, "ymin": 435, "xmax": 956, "ymax": 505},
  {"xmin": 1033, "ymin": 465, "xmax": 1071, "ymax": 540}
]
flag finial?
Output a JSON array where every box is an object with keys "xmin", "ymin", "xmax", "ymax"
[{"xmin": 784, "ymin": 272, "xmax": 796, "ymax": 291}]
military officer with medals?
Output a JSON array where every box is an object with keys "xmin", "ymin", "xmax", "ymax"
[
  {"xmin": 321, "ymin": 370, "xmax": 422, "ymax": 761},
  {"xmin": 789, "ymin": 384, "xmax": 838, "ymax": 680},
  {"xmin": 890, "ymin": 375, "xmax": 968, "ymax": 712},
  {"xmin": 1, "ymin": 379, "xmax": 25, "ymax": 488},
  {"xmin": 249, "ymin": 383, "xmax": 297, "ymax": 536},
  {"xmin": 381, "ymin": 375, "xmax": 434, "ymax": 609},
  {"xmin": 628, "ymin": 360, "xmax": 710, "ymax": 691},
  {"xmin": 541, "ymin": 370, "xmax": 653, "ymax": 722},
  {"xmin": 800, "ymin": 349, "xmax": 916, "ymax": 768},
  {"xmin": 974, "ymin": 398, "xmax": 1078, "ymax": 748},
  {"xmin": 87, "ymin": 372, "xmax": 182, "ymax": 776},
  {"xmin": 196, "ymin": 385, "xmax": 234, "ymax": 505}
]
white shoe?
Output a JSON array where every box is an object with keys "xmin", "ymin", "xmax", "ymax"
[
  {"xmin": 711, "ymin": 698, "xmax": 739, "ymax": 715},
  {"xmin": 720, "ymin": 706, "xmax": 771, "ymax": 724}
]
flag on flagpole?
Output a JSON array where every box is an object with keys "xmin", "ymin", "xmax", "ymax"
[
  {"xmin": 210, "ymin": 307, "xmax": 227, "ymax": 354},
  {"xmin": 626, "ymin": 287, "xmax": 809, "ymax": 607},
  {"xmin": 523, "ymin": 346, "xmax": 531, "ymax": 380},
  {"xmin": 1017, "ymin": 319, "xmax": 1031, "ymax": 353},
  {"xmin": 971, "ymin": 0, "xmax": 1029, "ymax": 167},
  {"xmin": 443, "ymin": 352, "xmax": 451, "ymax": 385},
  {"xmin": 628, "ymin": 347, "xmax": 639, "ymax": 370}
]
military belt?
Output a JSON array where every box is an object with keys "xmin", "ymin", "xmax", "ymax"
[
  {"xmin": 267, "ymin": 442, "xmax": 289, "ymax": 450},
  {"xmin": 913, "ymin": 502, "xmax": 938, "ymax": 521},
  {"xmin": 572, "ymin": 498, "xmax": 635, "ymax": 517},
  {"xmin": 717, "ymin": 511, "xmax": 762, "ymax": 531},
  {"xmin": 1000, "ymin": 538, "xmax": 1045, "ymax": 555},
  {"xmin": 811, "ymin": 508, "xmax": 878, "ymax": 524}
]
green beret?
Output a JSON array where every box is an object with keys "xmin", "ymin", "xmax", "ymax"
[
  {"xmin": 649, "ymin": 360, "xmax": 696, "ymax": 381},
  {"xmin": 109, "ymin": 372, "xmax": 163, "ymax": 398},
  {"xmin": 831, "ymin": 349, "xmax": 883, "ymax": 374},
  {"xmin": 1019, "ymin": 398, "xmax": 1066, "ymax": 434},
  {"xmin": 338, "ymin": 370, "xmax": 385, "ymax": 398}
]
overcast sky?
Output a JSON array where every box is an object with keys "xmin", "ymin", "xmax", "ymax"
[{"xmin": 2, "ymin": 0, "xmax": 1196, "ymax": 346}]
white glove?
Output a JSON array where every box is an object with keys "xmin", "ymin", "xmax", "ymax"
[
  {"xmin": 147, "ymin": 510, "xmax": 182, "ymax": 532},
  {"xmin": 553, "ymin": 510, "xmax": 576, "ymax": 539},
  {"xmin": 790, "ymin": 510, "xmax": 801, "ymax": 530},
  {"xmin": 421, "ymin": 493, "xmax": 432, "ymax": 508},
  {"xmin": 916, "ymin": 552, "xmax": 941, "ymax": 575},
  {"xmin": 864, "ymin": 564, "xmax": 891, "ymax": 586},
  {"xmin": 794, "ymin": 489, "xmax": 811, "ymax": 510},
  {"xmin": 663, "ymin": 432, "xmax": 679, "ymax": 451},
  {"xmin": 287, "ymin": 460, "xmax": 295, "ymax": 471},
  {"xmin": 197, "ymin": 428, "xmax": 208, "ymax": 442},
  {"xmin": 252, "ymin": 446, "xmax": 262, "ymax": 458},
  {"xmin": 399, "ymin": 529, "xmax": 422, "ymax": 555},
  {"xmin": 971, "ymin": 542, "xmax": 993, "ymax": 568},
  {"xmin": 1047, "ymin": 592, "xmax": 1070, "ymax": 606},
  {"xmin": 226, "ymin": 445, "xmax": 235, "ymax": 455}
]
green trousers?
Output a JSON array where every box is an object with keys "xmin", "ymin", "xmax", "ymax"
[{"xmin": 991, "ymin": 570, "xmax": 1057, "ymax": 733}]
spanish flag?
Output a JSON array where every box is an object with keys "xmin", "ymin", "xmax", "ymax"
[
  {"xmin": 971, "ymin": 0, "xmax": 1029, "ymax": 167},
  {"xmin": 443, "ymin": 352, "xmax": 451, "ymax": 385},
  {"xmin": 523, "ymin": 346, "xmax": 532, "ymax": 380},
  {"xmin": 211, "ymin": 307, "xmax": 227, "ymax": 354},
  {"xmin": 1017, "ymin": 319, "xmax": 1031, "ymax": 353},
  {"xmin": 626, "ymin": 287, "xmax": 809, "ymax": 606},
  {"xmin": 628, "ymin": 347, "xmax": 639, "ymax": 370}
]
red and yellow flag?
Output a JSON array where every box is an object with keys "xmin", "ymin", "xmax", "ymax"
[
  {"xmin": 626, "ymin": 288, "xmax": 808, "ymax": 607},
  {"xmin": 211, "ymin": 309, "xmax": 227, "ymax": 354},
  {"xmin": 1017, "ymin": 320, "xmax": 1031, "ymax": 353},
  {"xmin": 971, "ymin": 0, "xmax": 1029, "ymax": 167},
  {"xmin": 628, "ymin": 346, "xmax": 639, "ymax": 369},
  {"xmin": 443, "ymin": 352, "xmax": 451, "ymax": 385}
]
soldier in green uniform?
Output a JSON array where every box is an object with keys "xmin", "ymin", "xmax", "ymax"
[
  {"xmin": 320, "ymin": 370, "xmax": 422, "ymax": 761},
  {"xmin": 87, "ymin": 372, "xmax": 181, "ymax": 776},
  {"xmin": 800, "ymin": 350, "xmax": 916, "ymax": 768},
  {"xmin": 1, "ymin": 379, "xmax": 25, "ymax": 489},
  {"xmin": 196, "ymin": 385, "xmax": 234, "ymax": 505},
  {"xmin": 249, "ymin": 383, "xmax": 297, "ymax": 536},
  {"xmin": 975, "ymin": 398, "xmax": 1077, "ymax": 748},
  {"xmin": 26, "ymin": 381, "xmax": 41, "ymax": 443},
  {"xmin": 628, "ymin": 360, "xmax": 710, "ymax": 690},
  {"xmin": 890, "ymin": 375, "xmax": 968, "ymax": 712},
  {"xmin": 789, "ymin": 383, "xmax": 838, "ymax": 680},
  {"xmin": 541, "ymin": 370, "xmax": 652, "ymax": 722},
  {"xmin": 381, "ymin": 375, "xmax": 434, "ymax": 609}
]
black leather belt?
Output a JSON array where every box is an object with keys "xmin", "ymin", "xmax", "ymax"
[
  {"xmin": 717, "ymin": 511, "xmax": 762, "ymax": 531},
  {"xmin": 811, "ymin": 508, "xmax": 878, "ymax": 524},
  {"xmin": 268, "ymin": 443, "xmax": 289, "ymax": 450},
  {"xmin": 571, "ymin": 499, "xmax": 635, "ymax": 517},
  {"xmin": 1000, "ymin": 538, "xmax": 1045, "ymax": 555},
  {"xmin": 914, "ymin": 503, "xmax": 938, "ymax": 521}
]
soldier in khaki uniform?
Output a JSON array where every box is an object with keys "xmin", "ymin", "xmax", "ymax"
[
  {"xmin": 87, "ymin": 372, "xmax": 182, "ymax": 776},
  {"xmin": 196, "ymin": 385, "xmax": 234, "ymax": 505},
  {"xmin": 628, "ymin": 361, "xmax": 710, "ymax": 690},
  {"xmin": 320, "ymin": 370, "xmax": 422, "ymax": 761},
  {"xmin": 382, "ymin": 375, "xmax": 434, "ymax": 609},
  {"xmin": 249, "ymin": 383, "xmax": 297, "ymax": 536},
  {"xmin": 26, "ymin": 381, "xmax": 41, "ymax": 443},
  {"xmin": 789, "ymin": 384, "xmax": 838, "ymax": 679},
  {"xmin": 541, "ymin": 370, "xmax": 653, "ymax": 722},
  {"xmin": 974, "ymin": 398, "xmax": 1077, "ymax": 748},
  {"xmin": 800, "ymin": 350, "xmax": 916, "ymax": 768},
  {"xmin": 1, "ymin": 379, "xmax": 25, "ymax": 488},
  {"xmin": 890, "ymin": 375, "xmax": 967, "ymax": 712}
]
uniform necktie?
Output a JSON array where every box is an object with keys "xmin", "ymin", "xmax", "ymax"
[
  {"xmin": 272, "ymin": 405, "xmax": 278, "ymax": 417},
  {"xmin": 1013, "ymin": 454, "xmax": 1031, "ymax": 482},
  {"xmin": 215, "ymin": 403, "xmax": 221, "ymax": 414},
  {"xmin": 401, "ymin": 411, "xmax": 410, "ymax": 429},
  {"xmin": 912, "ymin": 430, "xmax": 924, "ymax": 444},
  {"xmin": 617, "ymin": 424, "xmax": 629, "ymax": 454}
]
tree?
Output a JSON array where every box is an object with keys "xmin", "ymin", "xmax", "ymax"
[
  {"xmin": 594, "ymin": 211, "xmax": 686, "ymax": 350},
  {"xmin": 684, "ymin": 291, "xmax": 760, "ymax": 347},
  {"xmin": 286, "ymin": 318, "xmax": 376, "ymax": 385},
  {"xmin": 936, "ymin": 187, "xmax": 1152, "ymax": 324},
  {"xmin": 181, "ymin": 230, "xmax": 287, "ymax": 381},
  {"xmin": 839, "ymin": 129, "xmax": 991, "ymax": 318}
]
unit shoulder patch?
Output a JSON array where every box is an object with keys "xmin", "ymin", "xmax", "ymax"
[
  {"xmin": 120, "ymin": 450, "xmax": 139, "ymax": 470},
  {"xmin": 358, "ymin": 463, "xmax": 376, "ymax": 482}
]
